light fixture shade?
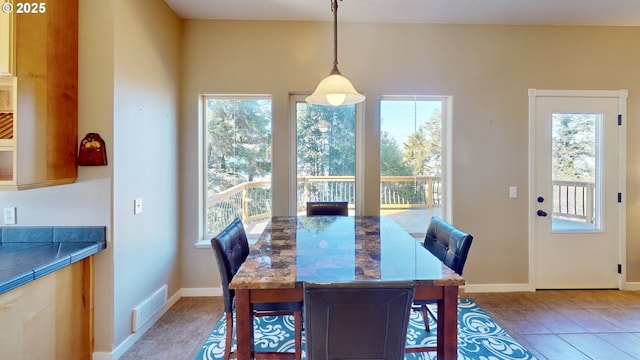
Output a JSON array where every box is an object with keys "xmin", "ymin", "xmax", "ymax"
[{"xmin": 306, "ymin": 74, "xmax": 366, "ymax": 106}]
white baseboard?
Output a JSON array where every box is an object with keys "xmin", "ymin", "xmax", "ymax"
[
  {"xmin": 465, "ymin": 282, "xmax": 640, "ymax": 292},
  {"xmin": 181, "ymin": 287, "xmax": 222, "ymax": 297},
  {"xmin": 92, "ymin": 352, "xmax": 113, "ymax": 360},
  {"xmin": 463, "ymin": 283, "xmax": 534, "ymax": 293},
  {"xmin": 624, "ymin": 282, "xmax": 640, "ymax": 290}
]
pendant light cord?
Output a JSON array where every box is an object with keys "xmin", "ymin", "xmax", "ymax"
[
  {"xmin": 330, "ymin": 0, "xmax": 342, "ymax": 75},
  {"xmin": 413, "ymin": 96, "xmax": 418, "ymax": 190}
]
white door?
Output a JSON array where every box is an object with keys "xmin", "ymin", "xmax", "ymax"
[{"xmin": 529, "ymin": 89, "xmax": 626, "ymax": 289}]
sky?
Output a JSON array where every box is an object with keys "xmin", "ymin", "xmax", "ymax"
[{"xmin": 380, "ymin": 99, "xmax": 441, "ymax": 145}]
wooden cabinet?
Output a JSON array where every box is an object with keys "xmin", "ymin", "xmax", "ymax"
[
  {"xmin": 0, "ymin": 0, "xmax": 78, "ymax": 190},
  {"xmin": 0, "ymin": 76, "xmax": 16, "ymax": 182},
  {"xmin": 0, "ymin": 4, "xmax": 14, "ymax": 76},
  {"xmin": 0, "ymin": 258, "xmax": 93, "ymax": 360}
]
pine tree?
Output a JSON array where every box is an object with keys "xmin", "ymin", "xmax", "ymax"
[{"xmin": 206, "ymin": 98, "xmax": 272, "ymax": 192}]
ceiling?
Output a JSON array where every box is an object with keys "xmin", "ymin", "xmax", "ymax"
[{"xmin": 163, "ymin": 0, "xmax": 640, "ymax": 26}]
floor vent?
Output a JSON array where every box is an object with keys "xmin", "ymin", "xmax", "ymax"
[{"xmin": 131, "ymin": 284, "xmax": 168, "ymax": 332}]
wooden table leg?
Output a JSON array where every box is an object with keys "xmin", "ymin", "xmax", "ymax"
[
  {"xmin": 235, "ymin": 289, "xmax": 253, "ymax": 360},
  {"xmin": 437, "ymin": 286, "xmax": 458, "ymax": 360}
]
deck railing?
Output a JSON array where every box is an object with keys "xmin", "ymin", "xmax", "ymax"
[
  {"xmin": 206, "ymin": 181, "xmax": 272, "ymax": 236},
  {"xmin": 552, "ymin": 180, "xmax": 595, "ymax": 223},
  {"xmin": 206, "ymin": 176, "xmax": 442, "ymax": 235},
  {"xmin": 206, "ymin": 177, "xmax": 596, "ymax": 235},
  {"xmin": 296, "ymin": 175, "xmax": 441, "ymax": 210}
]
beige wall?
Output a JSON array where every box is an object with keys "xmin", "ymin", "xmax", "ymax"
[
  {"xmin": 180, "ymin": 20, "xmax": 640, "ymax": 288},
  {"xmin": 111, "ymin": 0, "xmax": 181, "ymax": 352},
  {"xmin": 78, "ymin": 0, "xmax": 115, "ymax": 353}
]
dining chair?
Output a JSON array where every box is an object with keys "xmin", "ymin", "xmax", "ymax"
[
  {"xmin": 303, "ymin": 281, "xmax": 415, "ymax": 360},
  {"xmin": 211, "ymin": 217, "xmax": 302, "ymax": 360},
  {"xmin": 415, "ymin": 215, "xmax": 474, "ymax": 332},
  {"xmin": 306, "ymin": 201, "xmax": 349, "ymax": 216}
]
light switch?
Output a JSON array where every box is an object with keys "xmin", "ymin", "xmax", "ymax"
[
  {"xmin": 134, "ymin": 198, "xmax": 143, "ymax": 215},
  {"xmin": 509, "ymin": 186, "xmax": 517, "ymax": 198}
]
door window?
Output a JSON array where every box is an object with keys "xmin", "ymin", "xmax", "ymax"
[{"xmin": 551, "ymin": 113, "xmax": 601, "ymax": 231}]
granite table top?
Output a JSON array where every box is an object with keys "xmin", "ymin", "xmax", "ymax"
[
  {"xmin": 0, "ymin": 226, "xmax": 106, "ymax": 295},
  {"xmin": 230, "ymin": 216, "xmax": 464, "ymax": 290}
]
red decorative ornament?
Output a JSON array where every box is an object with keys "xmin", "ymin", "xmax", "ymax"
[{"xmin": 78, "ymin": 133, "xmax": 107, "ymax": 166}]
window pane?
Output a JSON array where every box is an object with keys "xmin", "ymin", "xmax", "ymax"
[
  {"xmin": 380, "ymin": 97, "xmax": 444, "ymax": 236},
  {"xmin": 551, "ymin": 113, "xmax": 600, "ymax": 231},
  {"xmin": 295, "ymin": 101, "xmax": 356, "ymax": 213},
  {"xmin": 204, "ymin": 96, "xmax": 272, "ymax": 238}
]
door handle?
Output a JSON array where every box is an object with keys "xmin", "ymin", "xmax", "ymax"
[{"xmin": 537, "ymin": 210, "xmax": 547, "ymax": 217}]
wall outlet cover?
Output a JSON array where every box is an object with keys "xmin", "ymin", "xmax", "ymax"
[{"xmin": 3, "ymin": 207, "xmax": 16, "ymax": 225}]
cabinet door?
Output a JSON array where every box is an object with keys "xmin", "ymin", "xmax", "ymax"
[
  {"xmin": 0, "ymin": 8, "xmax": 13, "ymax": 76},
  {"xmin": 0, "ymin": 0, "xmax": 78, "ymax": 190}
]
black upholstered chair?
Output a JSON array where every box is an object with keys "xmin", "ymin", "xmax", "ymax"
[
  {"xmin": 415, "ymin": 216, "xmax": 473, "ymax": 332},
  {"xmin": 306, "ymin": 201, "xmax": 349, "ymax": 216},
  {"xmin": 303, "ymin": 281, "xmax": 415, "ymax": 360},
  {"xmin": 211, "ymin": 218, "xmax": 302, "ymax": 360}
]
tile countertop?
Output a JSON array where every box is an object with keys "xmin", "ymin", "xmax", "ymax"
[{"xmin": 0, "ymin": 226, "xmax": 107, "ymax": 295}]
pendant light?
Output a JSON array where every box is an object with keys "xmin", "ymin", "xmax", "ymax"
[{"xmin": 306, "ymin": 0, "xmax": 365, "ymax": 107}]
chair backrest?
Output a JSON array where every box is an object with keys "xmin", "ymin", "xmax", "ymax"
[
  {"xmin": 423, "ymin": 216, "xmax": 474, "ymax": 275},
  {"xmin": 306, "ymin": 201, "xmax": 349, "ymax": 216},
  {"xmin": 303, "ymin": 281, "xmax": 415, "ymax": 360},
  {"xmin": 211, "ymin": 217, "xmax": 250, "ymax": 312}
]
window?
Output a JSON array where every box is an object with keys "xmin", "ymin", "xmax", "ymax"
[
  {"xmin": 201, "ymin": 95, "xmax": 272, "ymax": 240},
  {"xmin": 379, "ymin": 96, "xmax": 449, "ymax": 236},
  {"xmin": 291, "ymin": 94, "xmax": 357, "ymax": 214}
]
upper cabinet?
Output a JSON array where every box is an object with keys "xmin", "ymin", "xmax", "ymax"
[
  {"xmin": 0, "ymin": 4, "xmax": 14, "ymax": 76},
  {"xmin": 0, "ymin": 3, "xmax": 14, "ymax": 76},
  {"xmin": 0, "ymin": 0, "xmax": 78, "ymax": 190}
]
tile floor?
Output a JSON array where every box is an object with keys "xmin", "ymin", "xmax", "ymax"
[{"xmin": 470, "ymin": 289, "xmax": 640, "ymax": 360}]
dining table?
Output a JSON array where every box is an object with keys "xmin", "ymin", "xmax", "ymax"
[{"xmin": 229, "ymin": 215, "xmax": 465, "ymax": 360}]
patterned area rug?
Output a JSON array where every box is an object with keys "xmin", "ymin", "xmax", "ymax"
[{"xmin": 194, "ymin": 298, "xmax": 538, "ymax": 360}]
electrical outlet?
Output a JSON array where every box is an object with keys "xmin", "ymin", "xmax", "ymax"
[
  {"xmin": 4, "ymin": 207, "xmax": 16, "ymax": 225},
  {"xmin": 134, "ymin": 198, "xmax": 143, "ymax": 215}
]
